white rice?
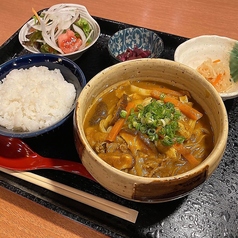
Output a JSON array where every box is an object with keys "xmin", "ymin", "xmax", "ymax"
[{"xmin": 0, "ymin": 66, "xmax": 76, "ymax": 132}]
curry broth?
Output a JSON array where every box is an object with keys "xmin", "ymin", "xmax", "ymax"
[{"xmin": 83, "ymin": 80, "xmax": 214, "ymax": 178}]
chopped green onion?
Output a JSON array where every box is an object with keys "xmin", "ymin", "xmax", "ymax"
[
  {"xmin": 127, "ymin": 99, "xmax": 185, "ymax": 145},
  {"xmin": 120, "ymin": 110, "xmax": 127, "ymax": 118},
  {"xmin": 160, "ymin": 93, "xmax": 166, "ymax": 100}
]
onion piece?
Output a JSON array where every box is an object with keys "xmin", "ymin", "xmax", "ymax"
[
  {"xmin": 72, "ymin": 24, "xmax": 86, "ymax": 43},
  {"xmin": 79, "ymin": 30, "xmax": 94, "ymax": 50},
  {"xmin": 38, "ymin": 17, "xmax": 63, "ymax": 54}
]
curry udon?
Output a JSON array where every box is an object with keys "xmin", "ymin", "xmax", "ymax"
[{"xmin": 84, "ymin": 80, "xmax": 213, "ymax": 178}]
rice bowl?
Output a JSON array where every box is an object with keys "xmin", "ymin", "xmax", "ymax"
[
  {"xmin": 0, "ymin": 66, "xmax": 76, "ymax": 132},
  {"xmin": 0, "ymin": 53, "xmax": 86, "ymax": 138}
]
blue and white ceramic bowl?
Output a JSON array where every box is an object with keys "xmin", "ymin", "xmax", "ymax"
[{"xmin": 108, "ymin": 27, "xmax": 164, "ymax": 63}]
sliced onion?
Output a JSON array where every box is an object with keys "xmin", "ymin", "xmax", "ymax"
[
  {"xmin": 79, "ymin": 30, "xmax": 94, "ymax": 50},
  {"xmin": 72, "ymin": 24, "xmax": 86, "ymax": 42},
  {"xmin": 38, "ymin": 17, "xmax": 63, "ymax": 54}
]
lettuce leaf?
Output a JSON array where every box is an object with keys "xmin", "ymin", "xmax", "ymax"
[{"xmin": 75, "ymin": 18, "xmax": 92, "ymax": 38}]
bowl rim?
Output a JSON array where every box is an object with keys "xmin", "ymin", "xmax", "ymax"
[
  {"xmin": 0, "ymin": 53, "xmax": 86, "ymax": 138},
  {"xmin": 75, "ymin": 58, "xmax": 229, "ymax": 182}
]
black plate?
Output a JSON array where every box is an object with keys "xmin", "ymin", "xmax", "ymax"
[{"xmin": 0, "ymin": 16, "xmax": 237, "ymax": 237}]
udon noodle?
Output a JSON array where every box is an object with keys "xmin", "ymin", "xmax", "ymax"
[{"xmin": 84, "ymin": 80, "xmax": 214, "ymax": 178}]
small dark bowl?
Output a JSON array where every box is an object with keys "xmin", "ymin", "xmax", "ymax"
[
  {"xmin": 108, "ymin": 27, "xmax": 164, "ymax": 63},
  {"xmin": 0, "ymin": 53, "xmax": 86, "ymax": 138}
]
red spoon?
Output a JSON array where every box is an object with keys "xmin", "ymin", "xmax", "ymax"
[{"xmin": 0, "ymin": 135, "xmax": 95, "ymax": 181}]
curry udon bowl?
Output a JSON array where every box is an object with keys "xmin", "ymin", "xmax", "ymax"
[{"xmin": 74, "ymin": 58, "xmax": 228, "ymax": 203}]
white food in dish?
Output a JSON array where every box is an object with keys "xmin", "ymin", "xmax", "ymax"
[
  {"xmin": 0, "ymin": 66, "xmax": 76, "ymax": 132},
  {"xmin": 174, "ymin": 35, "xmax": 238, "ymax": 100}
]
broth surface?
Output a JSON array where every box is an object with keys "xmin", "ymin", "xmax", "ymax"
[{"xmin": 84, "ymin": 80, "xmax": 213, "ymax": 178}]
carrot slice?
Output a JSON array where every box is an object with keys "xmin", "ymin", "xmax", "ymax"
[
  {"xmin": 150, "ymin": 89, "xmax": 163, "ymax": 99},
  {"xmin": 145, "ymin": 86, "xmax": 185, "ymax": 97},
  {"xmin": 106, "ymin": 118, "xmax": 125, "ymax": 142},
  {"xmin": 32, "ymin": 8, "xmax": 41, "ymax": 22},
  {"xmin": 213, "ymin": 59, "xmax": 221, "ymax": 63},
  {"xmin": 174, "ymin": 144, "xmax": 200, "ymax": 168},
  {"xmin": 106, "ymin": 102, "xmax": 135, "ymax": 142},
  {"xmin": 163, "ymin": 96, "xmax": 203, "ymax": 120},
  {"xmin": 150, "ymin": 90, "xmax": 203, "ymax": 120},
  {"xmin": 211, "ymin": 73, "xmax": 222, "ymax": 86}
]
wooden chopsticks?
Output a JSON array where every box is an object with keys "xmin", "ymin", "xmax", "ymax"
[{"xmin": 0, "ymin": 167, "xmax": 138, "ymax": 223}]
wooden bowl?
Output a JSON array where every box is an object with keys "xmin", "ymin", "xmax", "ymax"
[{"xmin": 73, "ymin": 58, "xmax": 228, "ymax": 203}]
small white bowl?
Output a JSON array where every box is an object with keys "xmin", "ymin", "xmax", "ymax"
[
  {"xmin": 174, "ymin": 35, "xmax": 238, "ymax": 100},
  {"xmin": 19, "ymin": 4, "xmax": 100, "ymax": 61}
]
